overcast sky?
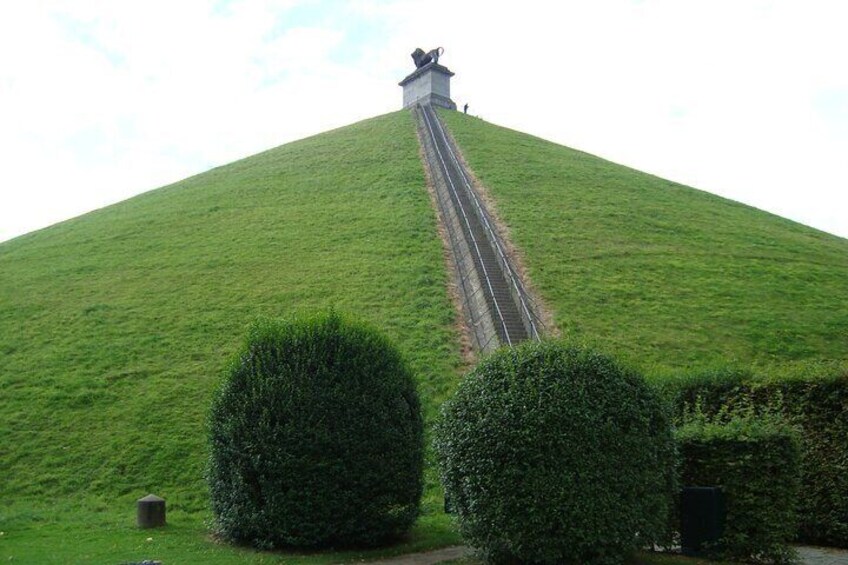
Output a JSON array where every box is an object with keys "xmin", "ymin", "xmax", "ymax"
[{"xmin": 1, "ymin": 0, "xmax": 846, "ymax": 243}]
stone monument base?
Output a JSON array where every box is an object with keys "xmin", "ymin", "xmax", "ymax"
[
  {"xmin": 413, "ymin": 92, "xmax": 456, "ymax": 111},
  {"xmin": 399, "ymin": 62, "xmax": 456, "ymax": 110}
]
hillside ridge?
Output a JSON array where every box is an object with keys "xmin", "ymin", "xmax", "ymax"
[
  {"xmin": 438, "ymin": 108, "xmax": 848, "ymax": 371},
  {"xmin": 2, "ymin": 108, "xmax": 847, "ymax": 562}
]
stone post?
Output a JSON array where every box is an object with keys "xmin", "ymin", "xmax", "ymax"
[{"xmin": 137, "ymin": 494, "xmax": 166, "ymax": 528}]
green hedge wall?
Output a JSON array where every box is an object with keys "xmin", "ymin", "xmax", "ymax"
[
  {"xmin": 677, "ymin": 414, "xmax": 801, "ymax": 563},
  {"xmin": 657, "ymin": 364, "xmax": 848, "ymax": 547}
]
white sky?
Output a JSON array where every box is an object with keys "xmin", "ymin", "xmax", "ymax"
[{"xmin": 1, "ymin": 0, "xmax": 846, "ymax": 243}]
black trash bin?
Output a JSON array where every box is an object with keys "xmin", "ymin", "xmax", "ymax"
[{"xmin": 680, "ymin": 486, "xmax": 725, "ymax": 556}]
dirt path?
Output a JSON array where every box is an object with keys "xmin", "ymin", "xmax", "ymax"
[
  {"xmin": 362, "ymin": 544, "xmax": 848, "ymax": 564},
  {"xmin": 797, "ymin": 545, "xmax": 848, "ymax": 565},
  {"xmin": 365, "ymin": 545, "xmax": 470, "ymax": 565}
]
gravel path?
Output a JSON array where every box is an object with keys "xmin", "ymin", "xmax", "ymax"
[
  {"xmin": 365, "ymin": 545, "xmax": 470, "ymax": 565},
  {"xmin": 361, "ymin": 544, "xmax": 848, "ymax": 564},
  {"xmin": 797, "ymin": 545, "xmax": 848, "ymax": 565}
]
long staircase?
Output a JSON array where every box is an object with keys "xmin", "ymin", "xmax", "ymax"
[{"xmin": 416, "ymin": 103, "xmax": 541, "ymax": 351}]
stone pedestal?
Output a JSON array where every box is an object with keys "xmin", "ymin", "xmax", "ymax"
[
  {"xmin": 399, "ymin": 62, "xmax": 456, "ymax": 110},
  {"xmin": 137, "ymin": 494, "xmax": 166, "ymax": 528}
]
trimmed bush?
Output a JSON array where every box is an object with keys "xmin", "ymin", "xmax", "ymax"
[
  {"xmin": 207, "ymin": 311, "xmax": 424, "ymax": 549},
  {"xmin": 435, "ymin": 341, "xmax": 676, "ymax": 565},
  {"xmin": 677, "ymin": 412, "xmax": 802, "ymax": 564},
  {"xmin": 657, "ymin": 364, "xmax": 848, "ymax": 547}
]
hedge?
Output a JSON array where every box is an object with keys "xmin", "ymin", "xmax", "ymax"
[
  {"xmin": 677, "ymin": 412, "xmax": 801, "ymax": 563},
  {"xmin": 435, "ymin": 341, "xmax": 676, "ymax": 565},
  {"xmin": 656, "ymin": 363, "xmax": 848, "ymax": 547},
  {"xmin": 207, "ymin": 311, "xmax": 424, "ymax": 549}
]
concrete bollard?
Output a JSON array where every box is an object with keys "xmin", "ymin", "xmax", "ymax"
[{"xmin": 137, "ymin": 494, "xmax": 166, "ymax": 528}]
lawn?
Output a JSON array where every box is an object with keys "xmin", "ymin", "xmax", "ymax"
[
  {"xmin": 1, "ymin": 502, "xmax": 460, "ymax": 564},
  {"xmin": 4, "ymin": 105, "xmax": 846, "ymax": 562},
  {"xmin": 439, "ymin": 109, "xmax": 848, "ymax": 374},
  {"xmin": 0, "ymin": 110, "xmax": 465, "ymax": 562}
]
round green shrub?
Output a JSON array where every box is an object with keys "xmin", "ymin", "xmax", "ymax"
[
  {"xmin": 207, "ymin": 311, "xmax": 424, "ymax": 549},
  {"xmin": 434, "ymin": 341, "xmax": 676, "ymax": 565}
]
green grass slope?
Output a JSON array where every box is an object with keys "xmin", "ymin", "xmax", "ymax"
[
  {"xmin": 5, "ymin": 105, "xmax": 847, "ymax": 562},
  {"xmin": 440, "ymin": 110, "xmax": 848, "ymax": 372},
  {"xmin": 0, "ymin": 111, "xmax": 464, "ymax": 562}
]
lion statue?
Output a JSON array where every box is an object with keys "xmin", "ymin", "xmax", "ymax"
[{"xmin": 411, "ymin": 47, "xmax": 444, "ymax": 68}]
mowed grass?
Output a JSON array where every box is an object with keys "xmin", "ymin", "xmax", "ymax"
[
  {"xmin": 0, "ymin": 111, "xmax": 465, "ymax": 562},
  {"xmin": 440, "ymin": 110, "xmax": 848, "ymax": 373},
  {"xmin": 6, "ymin": 106, "xmax": 847, "ymax": 563}
]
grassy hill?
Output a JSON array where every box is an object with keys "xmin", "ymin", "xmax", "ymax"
[
  {"xmin": 3, "ymin": 106, "xmax": 847, "ymax": 562},
  {"xmin": 440, "ymin": 109, "xmax": 848, "ymax": 374},
  {"xmin": 0, "ymin": 111, "xmax": 464, "ymax": 563}
]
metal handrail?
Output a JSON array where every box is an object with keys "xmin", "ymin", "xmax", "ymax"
[
  {"xmin": 426, "ymin": 107, "xmax": 542, "ymax": 341},
  {"xmin": 419, "ymin": 104, "xmax": 515, "ymax": 346}
]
